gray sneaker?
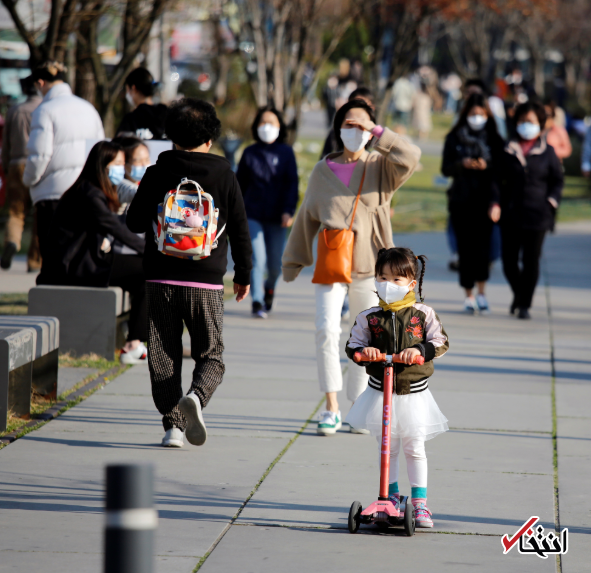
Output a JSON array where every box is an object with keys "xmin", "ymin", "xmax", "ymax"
[{"xmin": 178, "ymin": 392, "xmax": 207, "ymax": 446}]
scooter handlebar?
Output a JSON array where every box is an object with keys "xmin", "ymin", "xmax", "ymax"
[{"xmin": 353, "ymin": 351, "xmax": 425, "ymax": 366}]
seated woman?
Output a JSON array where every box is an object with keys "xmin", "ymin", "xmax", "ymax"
[{"xmin": 37, "ymin": 140, "xmax": 148, "ymax": 364}]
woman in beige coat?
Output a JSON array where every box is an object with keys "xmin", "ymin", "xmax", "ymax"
[{"xmin": 282, "ymin": 99, "xmax": 421, "ymax": 435}]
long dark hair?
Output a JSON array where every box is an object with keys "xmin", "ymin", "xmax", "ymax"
[
  {"xmin": 333, "ymin": 99, "xmax": 377, "ymax": 150},
  {"xmin": 452, "ymin": 93, "xmax": 499, "ymax": 140},
  {"xmin": 375, "ymin": 247, "xmax": 428, "ymax": 302},
  {"xmin": 64, "ymin": 141, "xmax": 122, "ymax": 212},
  {"xmin": 251, "ymin": 106, "xmax": 288, "ymax": 144}
]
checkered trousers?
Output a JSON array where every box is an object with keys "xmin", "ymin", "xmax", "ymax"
[{"xmin": 146, "ymin": 282, "xmax": 225, "ymax": 431}]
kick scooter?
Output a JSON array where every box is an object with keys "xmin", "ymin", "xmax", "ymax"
[{"xmin": 347, "ymin": 351, "xmax": 425, "ymax": 536}]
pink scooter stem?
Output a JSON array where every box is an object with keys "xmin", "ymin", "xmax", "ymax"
[{"xmin": 353, "ymin": 352, "xmax": 425, "ymax": 499}]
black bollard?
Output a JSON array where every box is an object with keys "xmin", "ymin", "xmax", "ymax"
[{"xmin": 104, "ymin": 464, "xmax": 157, "ymax": 573}]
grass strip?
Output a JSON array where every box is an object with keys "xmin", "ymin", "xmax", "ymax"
[
  {"xmin": 191, "ymin": 395, "xmax": 325, "ymax": 572},
  {"xmin": 0, "ymin": 364, "xmax": 127, "ymax": 450},
  {"xmin": 543, "ymin": 259, "xmax": 562, "ymax": 573}
]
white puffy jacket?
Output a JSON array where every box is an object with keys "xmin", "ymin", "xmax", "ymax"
[{"xmin": 23, "ymin": 83, "xmax": 105, "ymax": 204}]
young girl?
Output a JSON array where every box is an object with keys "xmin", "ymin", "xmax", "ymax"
[{"xmin": 346, "ymin": 247, "xmax": 449, "ymax": 528}]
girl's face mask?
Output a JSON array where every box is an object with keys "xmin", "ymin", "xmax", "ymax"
[
  {"xmin": 257, "ymin": 123, "xmax": 280, "ymax": 144},
  {"xmin": 374, "ymin": 279, "xmax": 415, "ymax": 304},
  {"xmin": 130, "ymin": 165, "xmax": 149, "ymax": 181},
  {"xmin": 467, "ymin": 114, "xmax": 487, "ymax": 131},
  {"xmin": 516, "ymin": 122, "xmax": 540, "ymax": 141}
]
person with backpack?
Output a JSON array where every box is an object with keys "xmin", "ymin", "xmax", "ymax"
[{"xmin": 126, "ymin": 98, "xmax": 252, "ymax": 448}]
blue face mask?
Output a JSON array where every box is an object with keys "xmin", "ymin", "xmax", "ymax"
[
  {"xmin": 130, "ymin": 165, "xmax": 148, "ymax": 181},
  {"xmin": 516, "ymin": 122, "xmax": 540, "ymax": 141},
  {"xmin": 108, "ymin": 165, "xmax": 125, "ymax": 186}
]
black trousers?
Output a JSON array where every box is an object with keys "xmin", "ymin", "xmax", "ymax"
[
  {"xmin": 450, "ymin": 207, "xmax": 493, "ymax": 290},
  {"xmin": 501, "ymin": 226, "xmax": 546, "ymax": 310},
  {"xmin": 146, "ymin": 283, "xmax": 225, "ymax": 431},
  {"xmin": 109, "ymin": 254, "xmax": 148, "ymax": 341},
  {"xmin": 35, "ymin": 199, "xmax": 59, "ymax": 265}
]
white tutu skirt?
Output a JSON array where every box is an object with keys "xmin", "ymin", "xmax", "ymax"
[{"xmin": 346, "ymin": 385, "xmax": 448, "ymax": 441}]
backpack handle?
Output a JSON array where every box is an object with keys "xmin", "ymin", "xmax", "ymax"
[{"xmin": 176, "ymin": 177, "xmax": 203, "ymax": 208}]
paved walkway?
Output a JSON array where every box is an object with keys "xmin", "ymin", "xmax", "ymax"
[{"xmin": 1, "ymin": 224, "xmax": 589, "ymax": 572}]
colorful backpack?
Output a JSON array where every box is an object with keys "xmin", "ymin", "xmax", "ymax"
[{"xmin": 153, "ymin": 177, "xmax": 225, "ymax": 260}]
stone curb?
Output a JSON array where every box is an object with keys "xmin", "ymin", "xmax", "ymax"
[{"xmin": 0, "ymin": 365, "xmax": 123, "ymax": 447}]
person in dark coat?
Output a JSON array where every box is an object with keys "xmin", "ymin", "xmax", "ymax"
[
  {"xmin": 117, "ymin": 67, "xmax": 167, "ymax": 140},
  {"xmin": 37, "ymin": 140, "xmax": 147, "ymax": 360},
  {"xmin": 496, "ymin": 101, "xmax": 564, "ymax": 319},
  {"xmin": 236, "ymin": 106, "xmax": 298, "ymax": 317},
  {"xmin": 442, "ymin": 93, "xmax": 505, "ymax": 314}
]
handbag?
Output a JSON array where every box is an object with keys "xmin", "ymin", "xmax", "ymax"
[{"xmin": 312, "ymin": 168, "xmax": 366, "ymax": 284}]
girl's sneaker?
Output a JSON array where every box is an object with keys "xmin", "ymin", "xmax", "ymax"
[
  {"xmin": 317, "ymin": 410, "xmax": 341, "ymax": 435},
  {"xmin": 463, "ymin": 296, "xmax": 478, "ymax": 314},
  {"xmin": 178, "ymin": 392, "xmax": 207, "ymax": 446},
  {"xmin": 389, "ymin": 493, "xmax": 400, "ymax": 511},
  {"xmin": 252, "ymin": 301, "xmax": 268, "ymax": 319},
  {"xmin": 412, "ymin": 499, "xmax": 434, "ymax": 528},
  {"xmin": 120, "ymin": 342, "xmax": 148, "ymax": 365},
  {"xmin": 264, "ymin": 288, "xmax": 275, "ymax": 312},
  {"xmin": 476, "ymin": 294, "xmax": 490, "ymax": 314}
]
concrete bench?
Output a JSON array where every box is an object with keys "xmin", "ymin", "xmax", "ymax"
[
  {"xmin": 28, "ymin": 286, "xmax": 130, "ymax": 360},
  {"xmin": 0, "ymin": 327, "xmax": 35, "ymax": 432},
  {"xmin": 0, "ymin": 316, "xmax": 59, "ymax": 399}
]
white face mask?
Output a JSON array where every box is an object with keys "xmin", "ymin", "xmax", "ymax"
[
  {"xmin": 375, "ymin": 279, "xmax": 410, "ymax": 305},
  {"xmin": 516, "ymin": 122, "xmax": 540, "ymax": 141},
  {"xmin": 340, "ymin": 127, "xmax": 371, "ymax": 153},
  {"xmin": 466, "ymin": 114, "xmax": 487, "ymax": 131},
  {"xmin": 257, "ymin": 123, "xmax": 280, "ymax": 144},
  {"xmin": 125, "ymin": 91, "xmax": 135, "ymax": 107}
]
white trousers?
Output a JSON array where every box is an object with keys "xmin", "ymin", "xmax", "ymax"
[
  {"xmin": 315, "ymin": 277, "xmax": 378, "ymax": 401},
  {"xmin": 376, "ymin": 435, "xmax": 428, "ymax": 488}
]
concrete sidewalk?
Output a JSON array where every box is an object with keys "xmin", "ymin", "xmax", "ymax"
[{"xmin": 0, "ymin": 225, "xmax": 589, "ymax": 572}]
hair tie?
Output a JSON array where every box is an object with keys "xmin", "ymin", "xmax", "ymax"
[{"xmin": 415, "ymin": 256, "xmax": 418, "ymax": 260}]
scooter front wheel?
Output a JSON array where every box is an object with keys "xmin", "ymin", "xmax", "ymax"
[
  {"xmin": 403, "ymin": 496, "xmax": 415, "ymax": 536},
  {"xmin": 348, "ymin": 501, "xmax": 362, "ymax": 533}
]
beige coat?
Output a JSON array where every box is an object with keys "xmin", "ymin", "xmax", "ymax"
[{"xmin": 282, "ymin": 128, "xmax": 421, "ymax": 281}]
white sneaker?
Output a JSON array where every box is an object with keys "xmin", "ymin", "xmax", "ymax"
[
  {"xmin": 317, "ymin": 410, "xmax": 342, "ymax": 435},
  {"xmin": 178, "ymin": 392, "xmax": 207, "ymax": 446},
  {"xmin": 162, "ymin": 428, "xmax": 184, "ymax": 447},
  {"xmin": 120, "ymin": 343, "xmax": 148, "ymax": 365},
  {"xmin": 350, "ymin": 425, "xmax": 370, "ymax": 434},
  {"xmin": 463, "ymin": 297, "xmax": 478, "ymax": 315}
]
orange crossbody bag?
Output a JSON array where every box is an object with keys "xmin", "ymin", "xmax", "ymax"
[{"xmin": 312, "ymin": 169, "xmax": 366, "ymax": 285}]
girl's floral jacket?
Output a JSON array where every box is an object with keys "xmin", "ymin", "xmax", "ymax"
[{"xmin": 346, "ymin": 303, "xmax": 449, "ymax": 395}]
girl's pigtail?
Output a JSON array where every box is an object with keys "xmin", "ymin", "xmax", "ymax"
[{"xmin": 416, "ymin": 255, "xmax": 427, "ymax": 302}]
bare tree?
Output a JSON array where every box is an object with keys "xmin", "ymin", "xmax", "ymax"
[{"xmin": 1, "ymin": 0, "xmax": 171, "ymax": 134}]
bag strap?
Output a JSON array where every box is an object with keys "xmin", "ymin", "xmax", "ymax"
[
  {"xmin": 176, "ymin": 177, "xmax": 203, "ymax": 207},
  {"xmin": 348, "ymin": 166, "xmax": 366, "ymax": 232}
]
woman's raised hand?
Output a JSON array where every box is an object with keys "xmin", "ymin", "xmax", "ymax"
[{"xmin": 345, "ymin": 117, "xmax": 376, "ymax": 133}]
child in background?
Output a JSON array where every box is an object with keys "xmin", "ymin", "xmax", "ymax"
[
  {"xmin": 346, "ymin": 247, "xmax": 449, "ymax": 527},
  {"xmin": 127, "ymin": 99, "xmax": 252, "ymax": 448}
]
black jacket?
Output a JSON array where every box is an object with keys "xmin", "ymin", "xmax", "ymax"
[
  {"xmin": 495, "ymin": 138, "xmax": 563, "ymax": 231},
  {"xmin": 126, "ymin": 150, "xmax": 252, "ymax": 285},
  {"xmin": 37, "ymin": 180, "xmax": 145, "ymax": 287},
  {"xmin": 117, "ymin": 103, "xmax": 168, "ymax": 140},
  {"xmin": 441, "ymin": 127, "xmax": 504, "ymax": 210},
  {"xmin": 236, "ymin": 142, "xmax": 299, "ymax": 224}
]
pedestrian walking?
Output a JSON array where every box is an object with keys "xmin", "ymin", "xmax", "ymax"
[
  {"xmin": 282, "ymin": 98, "xmax": 421, "ymax": 435},
  {"xmin": 23, "ymin": 61, "xmax": 105, "ymax": 264},
  {"xmin": 497, "ymin": 101, "xmax": 564, "ymax": 319},
  {"xmin": 346, "ymin": 247, "xmax": 449, "ymax": 528},
  {"xmin": 441, "ymin": 93, "xmax": 504, "ymax": 314},
  {"xmin": 543, "ymin": 100, "xmax": 572, "ymax": 161},
  {"xmin": 117, "ymin": 67, "xmax": 167, "ymax": 140},
  {"xmin": 413, "ymin": 84, "xmax": 432, "ymax": 140},
  {"xmin": 126, "ymin": 98, "xmax": 252, "ymax": 448},
  {"xmin": 236, "ymin": 107, "xmax": 298, "ymax": 318},
  {"xmin": 0, "ymin": 75, "xmax": 42, "ymax": 271}
]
